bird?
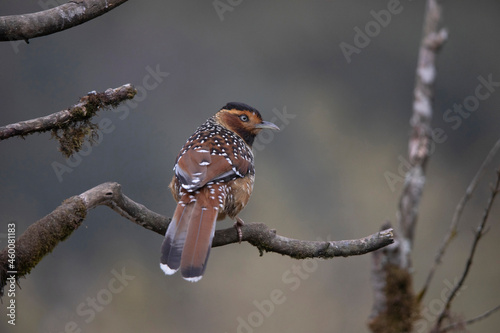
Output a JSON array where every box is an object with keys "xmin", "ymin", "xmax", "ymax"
[{"xmin": 160, "ymin": 102, "xmax": 279, "ymax": 282}]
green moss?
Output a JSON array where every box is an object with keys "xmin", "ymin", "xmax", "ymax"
[
  {"xmin": 49, "ymin": 89, "xmax": 135, "ymax": 158},
  {"xmin": 51, "ymin": 120, "xmax": 99, "ymax": 158},
  {"xmin": 9, "ymin": 198, "xmax": 87, "ymax": 280},
  {"xmin": 70, "ymin": 106, "xmax": 87, "ymax": 118},
  {"xmin": 369, "ymin": 264, "xmax": 419, "ymax": 333}
]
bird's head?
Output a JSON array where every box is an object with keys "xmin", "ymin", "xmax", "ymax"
[{"xmin": 214, "ymin": 102, "xmax": 280, "ymax": 147}]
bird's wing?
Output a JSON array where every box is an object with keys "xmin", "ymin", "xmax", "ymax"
[{"xmin": 174, "ymin": 144, "xmax": 253, "ymax": 192}]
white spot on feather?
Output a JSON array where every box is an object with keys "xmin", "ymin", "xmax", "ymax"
[{"xmin": 160, "ymin": 263, "xmax": 178, "ymax": 275}]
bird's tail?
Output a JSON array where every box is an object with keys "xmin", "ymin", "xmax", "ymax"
[{"xmin": 160, "ymin": 187, "xmax": 220, "ymax": 282}]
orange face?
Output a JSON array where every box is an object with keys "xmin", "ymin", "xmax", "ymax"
[{"xmin": 216, "ymin": 108, "xmax": 280, "ymax": 138}]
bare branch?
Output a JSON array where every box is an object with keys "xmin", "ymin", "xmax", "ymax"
[
  {"xmin": 0, "ymin": 182, "xmax": 394, "ymax": 296},
  {"xmin": 419, "ymin": 138, "xmax": 500, "ymax": 301},
  {"xmin": 0, "ymin": 84, "xmax": 137, "ymax": 157},
  {"xmin": 397, "ymin": 0, "xmax": 447, "ymax": 270},
  {"xmin": 0, "ymin": 0, "xmax": 129, "ymax": 42},
  {"xmin": 213, "ymin": 223, "xmax": 394, "ymax": 259},
  {"xmin": 434, "ymin": 169, "xmax": 500, "ymax": 329},
  {"xmin": 442, "ymin": 304, "xmax": 500, "ymax": 332}
]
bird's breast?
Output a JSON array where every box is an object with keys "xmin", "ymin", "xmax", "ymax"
[{"xmin": 221, "ymin": 174, "xmax": 255, "ymax": 220}]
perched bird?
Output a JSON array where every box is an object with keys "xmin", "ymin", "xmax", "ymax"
[{"xmin": 160, "ymin": 102, "xmax": 279, "ymax": 282}]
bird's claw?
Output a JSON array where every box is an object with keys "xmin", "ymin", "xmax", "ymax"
[{"xmin": 234, "ymin": 217, "xmax": 244, "ymax": 243}]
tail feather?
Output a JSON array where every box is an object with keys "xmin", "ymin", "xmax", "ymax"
[
  {"xmin": 160, "ymin": 203, "xmax": 191, "ymax": 274},
  {"xmin": 180, "ymin": 205, "xmax": 217, "ymax": 281},
  {"xmin": 160, "ymin": 187, "xmax": 220, "ymax": 282}
]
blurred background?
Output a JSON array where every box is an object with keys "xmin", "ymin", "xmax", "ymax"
[{"xmin": 1, "ymin": 1, "xmax": 500, "ymax": 332}]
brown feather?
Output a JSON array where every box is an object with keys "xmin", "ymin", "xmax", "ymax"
[
  {"xmin": 175, "ymin": 146, "xmax": 252, "ymax": 191},
  {"xmin": 179, "ymin": 187, "xmax": 220, "ymax": 281},
  {"xmin": 161, "ymin": 104, "xmax": 278, "ymax": 281},
  {"xmin": 160, "ymin": 196, "xmax": 191, "ymax": 274}
]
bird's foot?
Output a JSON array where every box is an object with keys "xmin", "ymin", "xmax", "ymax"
[{"xmin": 234, "ymin": 217, "xmax": 245, "ymax": 243}]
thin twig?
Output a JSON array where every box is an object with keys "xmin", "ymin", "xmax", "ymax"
[
  {"xmin": 434, "ymin": 169, "xmax": 500, "ymax": 329},
  {"xmin": 0, "ymin": 182, "xmax": 395, "ymax": 296},
  {"xmin": 419, "ymin": 138, "xmax": 500, "ymax": 301},
  {"xmin": 441, "ymin": 304, "xmax": 500, "ymax": 332},
  {"xmin": 0, "ymin": 0, "xmax": 130, "ymax": 42}
]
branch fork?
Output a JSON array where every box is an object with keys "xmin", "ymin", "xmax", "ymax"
[{"xmin": 0, "ymin": 182, "xmax": 394, "ymax": 296}]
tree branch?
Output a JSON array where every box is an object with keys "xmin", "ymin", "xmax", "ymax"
[
  {"xmin": 434, "ymin": 168, "xmax": 500, "ymax": 330},
  {"xmin": 369, "ymin": 1, "xmax": 446, "ymax": 331},
  {"xmin": 213, "ymin": 223, "xmax": 394, "ymax": 259},
  {"xmin": 419, "ymin": 138, "xmax": 500, "ymax": 301},
  {"xmin": 0, "ymin": 182, "xmax": 394, "ymax": 296},
  {"xmin": 0, "ymin": 84, "xmax": 137, "ymax": 157},
  {"xmin": 441, "ymin": 304, "xmax": 500, "ymax": 332},
  {"xmin": 397, "ymin": 0, "xmax": 447, "ymax": 270},
  {"xmin": 0, "ymin": 0, "xmax": 129, "ymax": 42}
]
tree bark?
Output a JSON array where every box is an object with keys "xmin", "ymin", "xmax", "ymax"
[
  {"xmin": 369, "ymin": 1, "xmax": 447, "ymax": 332},
  {"xmin": 0, "ymin": 84, "xmax": 137, "ymax": 157},
  {"xmin": 0, "ymin": 0, "xmax": 129, "ymax": 42},
  {"xmin": 0, "ymin": 182, "xmax": 394, "ymax": 296}
]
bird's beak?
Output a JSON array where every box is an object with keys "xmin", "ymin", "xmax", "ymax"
[{"xmin": 256, "ymin": 121, "xmax": 280, "ymax": 131}]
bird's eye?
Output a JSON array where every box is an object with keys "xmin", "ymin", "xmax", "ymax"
[{"xmin": 239, "ymin": 114, "xmax": 249, "ymax": 122}]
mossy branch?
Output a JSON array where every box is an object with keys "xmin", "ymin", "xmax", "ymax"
[
  {"xmin": 369, "ymin": 0, "xmax": 446, "ymax": 332},
  {"xmin": 0, "ymin": 182, "xmax": 394, "ymax": 296},
  {"xmin": 0, "ymin": 84, "xmax": 137, "ymax": 157}
]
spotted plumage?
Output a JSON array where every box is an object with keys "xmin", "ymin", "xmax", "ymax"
[{"xmin": 160, "ymin": 102, "xmax": 279, "ymax": 282}]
